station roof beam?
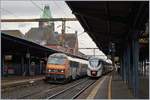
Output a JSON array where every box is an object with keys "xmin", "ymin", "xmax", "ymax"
[{"xmin": 66, "ymin": 1, "xmax": 149, "ymax": 55}]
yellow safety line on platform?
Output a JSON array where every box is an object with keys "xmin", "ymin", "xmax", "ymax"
[
  {"xmin": 108, "ymin": 75, "xmax": 112, "ymax": 100},
  {"xmin": 86, "ymin": 76, "xmax": 107, "ymax": 99}
]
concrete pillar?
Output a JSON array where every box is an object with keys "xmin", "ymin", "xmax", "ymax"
[
  {"xmin": 121, "ymin": 47, "xmax": 128, "ymax": 82},
  {"xmin": 26, "ymin": 49, "xmax": 30, "ymax": 76},
  {"xmin": 127, "ymin": 45, "xmax": 132, "ymax": 88},
  {"xmin": 21, "ymin": 56, "xmax": 25, "ymax": 76},
  {"xmin": 120, "ymin": 55, "xmax": 124, "ymax": 80},
  {"xmin": 25, "ymin": 58, "xmax": 30, "ymax": 76},
  {"xmin": 1, "ymin": 54, "xmax": 5, "ymax": 77},
  {"xmin": 125, "ymin": 47, "xmax": 129, "ymax": 84},
  {"xmin": 130, "ymin": 44, "xmax": 134, "ymax": 92},
  {"xmin": 123, "ymin": 50, "xmax": 126, "ymax": 82},
  {"xmin": 39, "ymin": 60, "xmax": 43, "ymax": 74},
  {"xmin": 131, "ymin": 38, "xmax": 139, "ymax": 97},
  {"xmin": 144, "ymin": 59, "xmax": 146, "ymax": 76}
]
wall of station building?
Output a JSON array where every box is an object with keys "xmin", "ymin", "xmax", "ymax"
[
  {"xmin": 1, "ymin": 33, "xmax": 57, "ymax": 78},
  {"xmin": 1, "ymin": 53, "xmax": 47, "ymax": 77}
]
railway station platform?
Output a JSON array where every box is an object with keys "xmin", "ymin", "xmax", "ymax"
[
  {"xmin": 86, "ymin": 71, "xmax": 135, "ymax": 99},
  {"xmin": 111, "ymin": 72, "xmax": 135, "ymax": 99},
  {"xmin": 1, "ymin": 75, "xmax": 45, "ymax": 89}
]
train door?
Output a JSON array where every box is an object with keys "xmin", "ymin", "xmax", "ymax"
[
  {"xmin": 81, "ymin": 64, "xmax": 87, "ymax": 76},
  {"xmin": 77, "ymin": 63, "xmax": 81, "ymax": 77},
  {"xmin": 72, "ymin": 67, "xmax": 76, "ymax": 79},
  {"xmin": 70, "ymin": 61, "xmax": 79, "ymax": 80}
]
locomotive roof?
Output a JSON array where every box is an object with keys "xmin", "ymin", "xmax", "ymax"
[{"xmin": 49, "ymin": 53, "xmax": 88, "ymax": 64}]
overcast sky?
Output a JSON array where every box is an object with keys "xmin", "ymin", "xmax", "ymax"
[{"xmin": 1, "ymin": 0, "xmax": 107, "ymax": 58}]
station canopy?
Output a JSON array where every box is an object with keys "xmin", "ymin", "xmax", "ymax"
[{"xmin": 66, "ymin": 1, "xmax": 148, "ymax": 55}]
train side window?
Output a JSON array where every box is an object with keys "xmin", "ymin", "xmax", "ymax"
[{"xmin": 69, "ymin": 61, "xmax": 79, "ymax": 67}]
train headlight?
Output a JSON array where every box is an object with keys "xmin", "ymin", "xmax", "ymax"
[
  {"xmin": 61, "ymin": 70, "xmax": 64, "ymax": 73},
  {"xmin": 91, "ymin": 71, "xmax": 97, "ymax": 76},
  {"xmin": 48, "ymin": 69, "xmax": 52, "ymax": 72},
  {"xmin": 92, "ymin": 71, "xmax": 96, "ymax": 74}
]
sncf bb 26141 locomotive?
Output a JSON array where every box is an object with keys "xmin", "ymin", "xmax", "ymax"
[{"xmin": 45, "ymin": 53, "xmax": 88, "ymax": 83}]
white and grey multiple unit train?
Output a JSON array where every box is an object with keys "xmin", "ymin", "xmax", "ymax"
[{"xmin": 87, "ymin": 56, "xmax": 113, "ymax": 78}]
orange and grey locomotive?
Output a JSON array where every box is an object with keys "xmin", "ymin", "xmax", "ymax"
[{"xmin": 45, "ymin": 53, "xmax": 88, "ymax": 83}]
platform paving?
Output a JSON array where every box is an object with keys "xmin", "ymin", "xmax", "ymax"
[
  {"xmin": 87, "ymin": 71, "xmax": 135, "ymax": 99},
  {"xmin": 94, "ymin": 75, "xmax": 110, "ymax": 99},
  {"xmin": 1, "ymin": 75, "xmax": 45, "ymax": 88},
  {"xmin": 111, "ymin": 72, "xmax": 135, "ymax": 99}
]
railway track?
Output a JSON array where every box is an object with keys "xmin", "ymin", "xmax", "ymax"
[
  {"xmin": 47, "ymin": 79, "xmax": 96, "ymax": 99},
  {"xmin": 19, "ymin": 78, "xmax": 88, "ymax": 99},
  {"xmin": 72, "ymin": 80, "xmax": 96, "ymax": 99},
  {"xmin": 2, "ymin": 81, "xmax": 59, "ymax": 99},
  {"xmin": 2, "ymin": 77, "xmax": 98, "ymax": 99},
  {"xmin": 18, "ymin": 84, "xmax": 57, "ymax": 99}
]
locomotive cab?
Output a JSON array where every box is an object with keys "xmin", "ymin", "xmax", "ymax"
[{"xmin": 45, "ymin": 54, "xmax": 68, "ymax": 83}]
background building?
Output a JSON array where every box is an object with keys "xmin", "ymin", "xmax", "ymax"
[{"xmin": 1, "ymin": 30, "xmax": 24, "ymax": 38}]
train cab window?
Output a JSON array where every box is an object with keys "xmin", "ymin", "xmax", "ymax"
[
  {"xmin": 89, "ymin": 59, "xmax": 99, "ymax": 67},
  {"xmin": 98, "ymin": 60, "xmax": 102, "ymax": 66},
  {"xmin": 48, "ymin": 56, "xmax": 65, "ymax": 65}
]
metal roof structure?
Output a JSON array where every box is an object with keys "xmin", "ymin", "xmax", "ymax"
[
  {"xmin": 2, "ymin": 33, "xmax": 87, "ymax": 60},
  {"xmin": 2, "ymin": 33, "xmax": 57, "ymax": 57},
  {"xmin": 66, "ymin": 1, "xmax": 149, "ymax": 55}
]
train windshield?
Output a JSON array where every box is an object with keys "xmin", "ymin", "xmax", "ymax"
[
  {"xmin": 48, "ymin": 56, "xmax": 65, "ymax": 65},
  {"xmin": 89, "ymin": 58, "xmax": 101, "ymax": 67}
]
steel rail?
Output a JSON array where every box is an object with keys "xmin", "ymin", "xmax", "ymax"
[
  {"xmin": 71, "ymin": 80, "xmax": 96, "ymax": 99},
  {"xmin": 19, "ymin": 78, "xmax": 87, "ymax": 99},
  {"xmin": 18, "ymin": 85, "xmax": 57, "ymax": 99},
  {"xmin": 47, "ymin": 79, "xmax": 88, "ymax": 99}
]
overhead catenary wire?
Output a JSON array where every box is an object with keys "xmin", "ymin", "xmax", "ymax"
[
  {"xmin": 30, "ymin": 0, "xmax": 76, "ymax": 34},
  {"xmin": 56, "ymin": 24, "xmax": 79, "ymax": 33},
  {"xmin": 30, "ymin": 0, "xmax": 43, "ymax": 12},
  {"xmin": 52, "ymin": 1, "xmax": 73, "ymax": 33},
  {"xmin": 0, "ymin": 7, "xmax": 29, "ymax": 29},
  {"xmin": 0, "ymin": 8, "xmax": 18, "ymax": 18},
  {"xmin": 53, "ymin": 1, "xmax": 70, "ymax": 18}
]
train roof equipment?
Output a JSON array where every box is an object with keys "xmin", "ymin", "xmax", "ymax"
[{"xmin": 49, "ymin": 53, "xmax": 88, "ymax": 64}]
